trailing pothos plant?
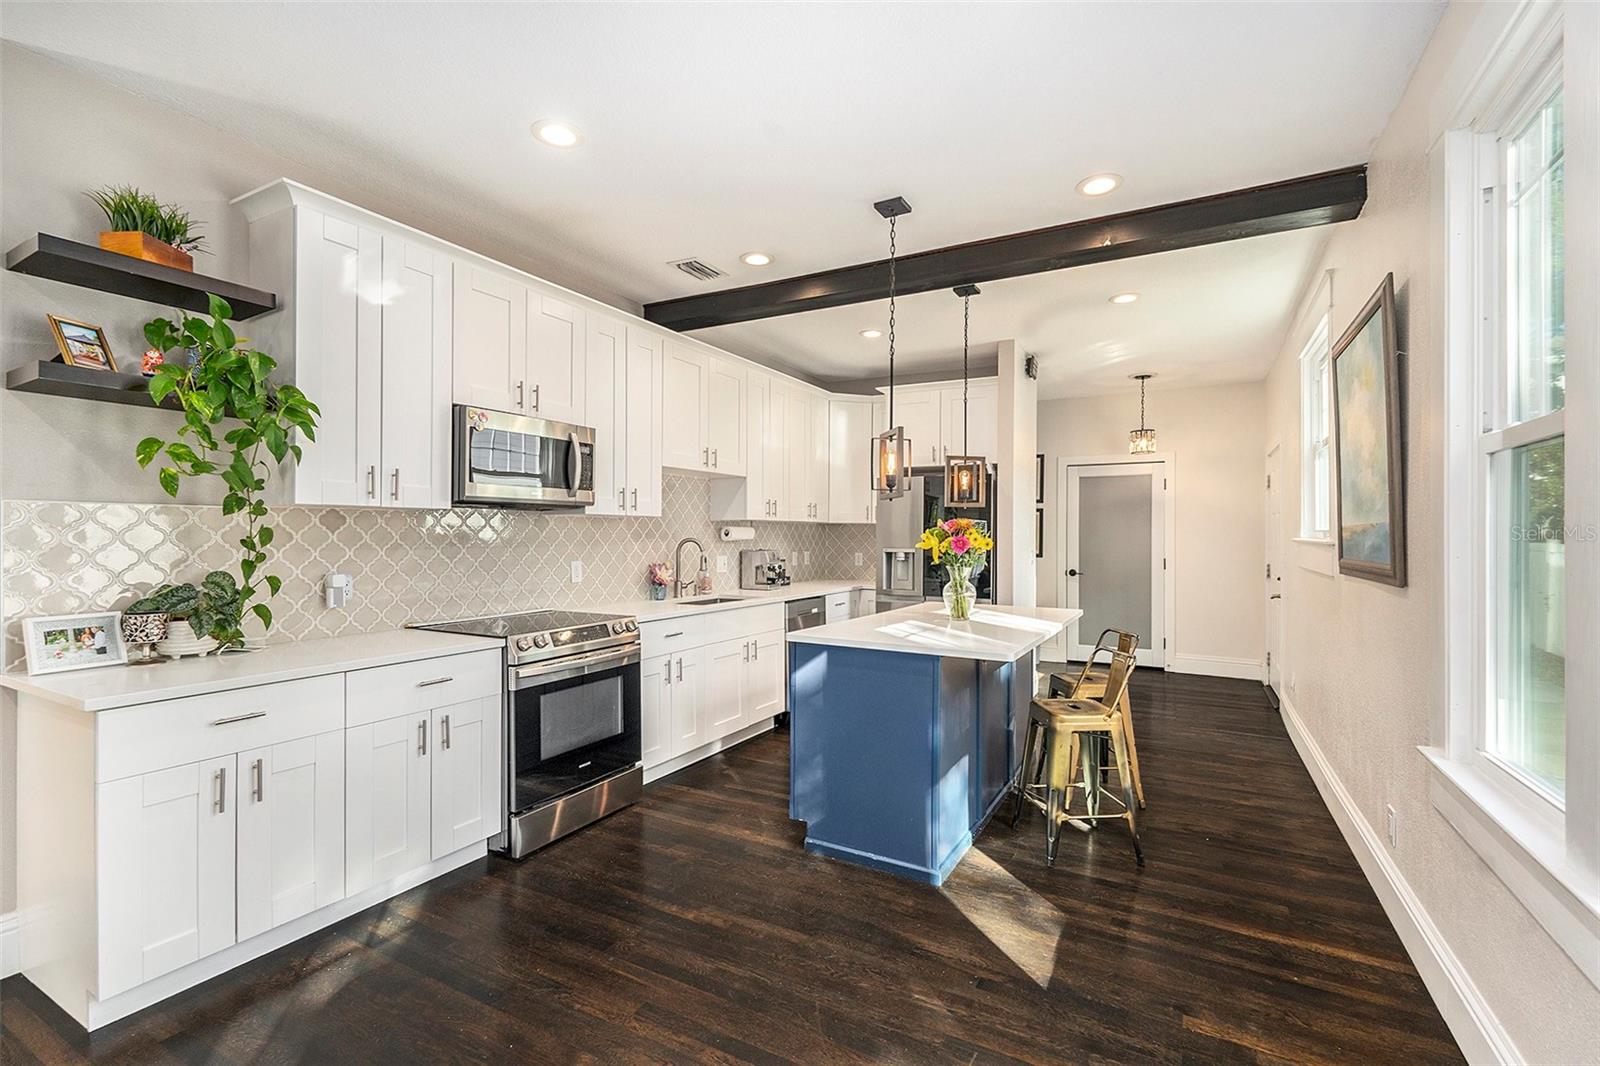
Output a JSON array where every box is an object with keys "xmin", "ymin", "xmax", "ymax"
[{"xmin": 136, "ymin": 294, "xmax": 320, "ymax": 647}]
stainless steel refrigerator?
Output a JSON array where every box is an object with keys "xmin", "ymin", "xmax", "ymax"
[{"xmin": 875, "ymin": 466, "xmax": 999, "ymax": 612}]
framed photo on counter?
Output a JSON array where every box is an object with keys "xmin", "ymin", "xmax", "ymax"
[{"xmin": 23, "ymin": 612, "xmax": 127, "ymax": 675}]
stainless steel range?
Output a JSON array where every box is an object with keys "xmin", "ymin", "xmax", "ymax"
[{"xmin": 412, "ymin": 608, "xmax": 642, "ymax": 858}]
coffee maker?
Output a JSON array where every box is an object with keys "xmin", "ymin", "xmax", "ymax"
[{"xmin": 739, "ymin": 549, "xmax": 791, "ymax": 590}]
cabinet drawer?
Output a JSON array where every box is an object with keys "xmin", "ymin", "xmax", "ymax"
[
  {"xmin": 96, "ymin": 675, "xmax": 344, "ymax": 783},
  {"xmin": 641, "ymin": 602, "xmax": 784, "ymax": 658},
  {"xmin": 346, "ymin": 649, "xmax": 502, "ymax": 728}
]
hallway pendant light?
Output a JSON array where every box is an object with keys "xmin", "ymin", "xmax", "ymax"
[
  {"xmin": 945, "ymin": 284, "xmax": 987, "ymax": 508},
  {"xmin": 1129, "ymin": 373, "xmax": 1157, "ymax": 454},
  {"xmin": 872, "ymin": 196, "xmax": 913, "ymax": 500}
]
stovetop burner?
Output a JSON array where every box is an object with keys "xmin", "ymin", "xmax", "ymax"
[
  {"xmin": 416, "ymin": 609, "xmax": 626, "ymax": 638},
  {"xmin": 411, "ymin": 607, "xmax": 639, "ymax": 665}
]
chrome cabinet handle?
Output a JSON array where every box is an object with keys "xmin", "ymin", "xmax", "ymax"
[
  {"xmin": 418, "ymin": 718, "xmax": 427, "ymax": 756},
  {"xmin": 712, "ymin": 448, "xmax": 718, "ymax": 468},
  {"xmin": 366, "ymin": 465, "xmax": 376, "ymax": 499},
  {"xmin": 619, "ymin": 488, "xmax": 626, "ymax": 509},
  {"xmin": 743, "ymin": 641, "xmax": 750, "ymax": 662},
  {"xmin": 752, "ymin": 641, "xmax": 759, "ymax": 661},
  {"xmin": 211, "ymin": 710, "xmax": 266, "ymax": 727},
  {"xmin": 702, "ymin": 447, "xmax": 709, "ymax": 467},
  {"xmin": 214, "ymin": 767, "xmax": 226, "ymax": 814},
  {"xmin": 517, "ymin": 380, "xmax": 525, "ymax": 408},
  {"xmin": 676, "ymin": 656, "xmax": 683, "ymax": 683},
  {"xmin": 631, "ymin": 488, "xmax": 638, "ymax": 510},
  {"xmin": 251, "ymin": 758, "xmax": 264, "ymax": 803},
  {"xmin": 567, "ymin": 431, "xmax": 580, "ymax": 497},
  {"xmin": 532, "ymin": 384, "xmax": 540, "ymax": 411},
  {"xmin": 441, "ymin": 714, "xmax": 451, "ymax": 750},
  {"xmin": 417, "ymin": 676, "xmax": 453, "ymax": 687},
  {"xmin": 391, "ymin": 468, "xmax": 400, "ymax": 501},
  {"xmin": 663, "ymin": 631, "xmax": 684, "ymax": 639},
  {"xmin": 664, "ymin": 657, "xmax": 672, "ymax": 686}
]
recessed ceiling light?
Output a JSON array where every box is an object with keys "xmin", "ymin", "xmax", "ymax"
[
  {"xmin": 741, "ymin": 252, "xmax": 772, "ymax": 267},
  {"xmin": 531, "ymin": 120, "xmax": 582, "ymax": 148},
  {"xmin": 860, "ymin": 329, "xmax": 883, "ymax": 339},
  {"xmin": 1109, "ymin": 292, "xmax": 1140, "ymax": 304},
  {"xmin": 1076, "ymin": 173, "xmax": 1121, "ymax": 197}
]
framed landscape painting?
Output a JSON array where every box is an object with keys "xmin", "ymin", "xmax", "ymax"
[{"xmin": 1331, "ymin": 273, "xmax": 1406, "ymax": 586}]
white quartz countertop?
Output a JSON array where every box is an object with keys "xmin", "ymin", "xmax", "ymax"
[
  {"xmin": 786, "ymin": 602, "xmax": 1081, "ymax": 663},
  {"xmin": 0, "ymin": 628, "xmax": 504, "ymax": 712},
  {"xmin": 616, "ymin": 580, "xmax": 873, "ymax": 625}
]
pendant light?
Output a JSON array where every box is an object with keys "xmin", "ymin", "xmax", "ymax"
[
  {"xmin": 1129, "ymin": 373, "xmax": 1158, "ymax": 454},
  {"xmin": 872, "ymin": 196, "xmax": 913, "ymax": 500},
  {"xmin": 945, "ymin": 284, "xmax": 987, "ymax": 508}
]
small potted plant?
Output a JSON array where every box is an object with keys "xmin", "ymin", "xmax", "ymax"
[
  {"xmin": 87, "ymin": 184, "xmax": 206, "ymax": 272},
  {"xmin": 123, "ymin": 572, "xmax": 246, "ymax": 657},
  {"xmin": 647, "ymin": 563, "xmax": 674, "ymax": 601},
  {"xmin": 916, "ymin": 516, "xmax": 995, "ymax": 621}
]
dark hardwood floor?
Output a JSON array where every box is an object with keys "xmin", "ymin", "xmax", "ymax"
[{"xmin": 2, "ymin": 670, "xmax": 1463, "ymax": 1065}]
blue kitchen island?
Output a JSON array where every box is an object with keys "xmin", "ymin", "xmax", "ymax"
[{"xmin": 787, "ymin": 602, "xmax": 1079, "ymax": 885}]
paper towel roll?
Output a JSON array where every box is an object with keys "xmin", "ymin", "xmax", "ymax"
[{"xmin": 719, "ymin": 525, "xmax": 756, "ymax": 542}]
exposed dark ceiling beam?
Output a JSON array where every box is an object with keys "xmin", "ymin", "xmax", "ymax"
[{"xmin": 642, "ymin": 166, "xmax": 1366, "ymax": 332}]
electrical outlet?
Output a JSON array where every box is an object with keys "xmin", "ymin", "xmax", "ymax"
[
  {"xmin": 803, "ymin": 550, "xmax": 811, "ymax": 566},
  {"xmin": 854, "ymin": 552, "xmax": 864, "ymax": 568},
  {"xmin": 569, "ymin": 560, "xmax": 584, "ymax": 584},
  {"xmin": 716, "ymin": 553, "xmax": 729, "ymax": 574},
  {"xmin": 1384, "ymin": 804, "xmax": 1398, "ymax": 849}
]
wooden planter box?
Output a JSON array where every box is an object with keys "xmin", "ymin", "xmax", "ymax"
[{"xmin": 98, "ymin": 231, "xmax": 193, "ymax": 272}]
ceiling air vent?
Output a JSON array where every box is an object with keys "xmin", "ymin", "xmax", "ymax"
[{"xmin": 670, "ymin": 258, "xmax": 725, "ymax": 282}]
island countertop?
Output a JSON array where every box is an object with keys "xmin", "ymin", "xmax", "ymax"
[{"xmin": 786, "ymin": 602, "xmax": 1080, "ymax": 662}]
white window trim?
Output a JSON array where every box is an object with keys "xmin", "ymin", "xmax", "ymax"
[
  {"xmin": 1433, "ymin": 0, "xmax": 1599, "ymax": 989},
  {"xmin": 1298, "ymin": 314, "xmax": 1333, "ymax": 541}
]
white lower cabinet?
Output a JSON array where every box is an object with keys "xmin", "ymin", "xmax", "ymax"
[
  {"xmin": 345, "ymin": 712, "xmax": 431, "ymax": 894},
  {"xmin": 429, "ymin": 696, "xmax": 500, "ymax": 858},
  {"xmin": 236, "ymin": 731, "xmax": 345, "ymax": 942},
  {"xmin": 640, "ymin": 605, "xmax": 786, "ymax": 776}
]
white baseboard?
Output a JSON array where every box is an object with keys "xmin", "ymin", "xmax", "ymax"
[
  {"xmin": 644, "ymin": 718, "xmax": 775, "ymax": 784},
  {"xmin": 1168, "ymin": 653, "xmax": 1264, "ymax": 681},
  {"xmin": 1278, "ymin": 695, "xmax": 1520, "ymax": 1066},
  {"xmin": 1, "ymin": 909, "xmax": 18, "ymax": 979}
]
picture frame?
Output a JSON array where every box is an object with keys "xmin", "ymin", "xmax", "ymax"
[
  {"xmin": 47, "ymin": 314, "xmax": 118, "ymax": 371},
  {"xmin": 1034, "ymin": 508, "xmax": 1044, "ymax": 559},
  {"xmin": 1330, "ymin": 272, "xmax": 1406, "ymax": 587},
  {"xmin": 1035, "ymin": 454, "xmax": 1045, "ymax": 504},
  {"xmin": 23, "ymin": 612, "xmax": 128, "ymax": 675}
]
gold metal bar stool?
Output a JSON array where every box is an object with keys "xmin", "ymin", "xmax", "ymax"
[
  {"xmin": 1012, "ymin": 649, "xmax": 1143, "ymax": 866},
  {"xmin": 1046, "ymin": 630, "xmax": 1145, "ymax": 809}
]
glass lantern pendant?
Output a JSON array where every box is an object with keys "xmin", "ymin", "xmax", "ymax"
[
  {"xmin": 873, "ymin": 196, "xmax": 914, "ymax": 500},
  {"xmin": 1129, "ymin": 373, "xmax": 1157, "ymax": 454},
  {"xmin": 945, "ymin": 284, "xmax": 987, "ymax": 508}
]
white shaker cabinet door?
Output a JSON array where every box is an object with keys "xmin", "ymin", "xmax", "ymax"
[
  {"xmin": 661, "ymin": 340, "xmax": 708, "ymax": 471},
  {"xmin": 667, "ymin": 649, "xmax": 704, "ymax": 759},
  {"xmin": 704, "ymin": 637, "xmax": 748, "ymax": 739},
  {"xmin": 525, "ymin": 289, "xmax": 585, "ymax": 423},
  {"xmin": 762, "ymin": 381, "xmax": 789, "ymax": 520},
  {"xmin": 452, "ymin": 264, "xmax": 527, "ymax": 413},
  {"xmin": 294, "ymin": 209, "xmax": 381, "ymax": 506},
  {"xmin": 236, "ymin": 731, "xmax": 345, "ymax": 942},
  {"xmin": 625, "ymin": 327, "xmax": 665, "ymax": 516},
  {"xmin": 345, "ymin": 712, "xmax": 432, "ymax": 896},
  {"xmin": 381, "ymin": 238, "xmax": 453, "ymax": 508},
  {"xmin": 943, "ymin": 382, "xmax": 998, "ymax": 462},
  {"xmin": 704, "ymin": 358, "xmax": 747, "ymax": 476},
  {"xmin": 430, "ymin": 695, "xmax": 501, "ymax": 859},
  {"xmin": 743, "ymin": 630, "xmax": 785, "ymax": 728},
  {"xmin": 640, "ymin": 654, "xmax": 672, "ymax": 769},
  {"xmin": 828, "ymin": 400, "xmax": 876, "ymax": 525},
  {"xmin": 889, "ymin": 390, "xmax": 943, "ymax": 467},
  {"xmin": 585, "ymin": 313, "xmax": 628, "ymax": 515},
  {"xmin": 783, "ymin": 389, "xmax": 812, "ymax": 522},
  {"xmin": 96, "ymin": 756, "xmax": 236, "ymax": 999}
]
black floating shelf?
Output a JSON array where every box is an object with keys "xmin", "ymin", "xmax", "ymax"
[
  {"xmin": 6, "ymin": 359, "xmax": 178, "ymax": 410},
  {"xmin": 5, "ymin": 233, "xmax": 277, "ymax": 321}
]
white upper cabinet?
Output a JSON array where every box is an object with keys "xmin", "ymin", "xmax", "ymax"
[
  {"xmin": 828, "ymin": 398, "xmax": 877, "ymax": 525},
  {"xmin": 763, "ymin": 378, "xmax": 789, "ymax": 519},
  {"xmin": 942, "ymin": 380, "xmax": 998, "ymax": 462},
  {"xmin": 290, "ymin": 209, "xmax": 382, "ymax": 506},
  {"xmin": 525, "ymin": 289, "xmax": 585, "ymax": 424},
  {"xmin": 705, "ymin": 357, "xmax": 747, "ymax": 476},
  {"xmin": 876, "ymin": 380, "xmax": 998, "ymax": 468},
  {"xmin": 889, "ymin": 389, "xmax": 944, "ymax": 467},
  {"xmin": 783, "ymin": 387, "xmax": 812, "ymax": 522},
  {"xmin": 624, "ymin": 327, "xmax": 664, "ymax": 516},
  {"xmin": 585, "ymin": 314, "xmax": 628, "ymax": 515},
  {"xmin": 452, "ymin": 263, "xmax": 526, "ymax": 414},
  {"xmin": 708, "ymin": 368, "xmax": 770, "ymax": 522},
  {"xmin": 381, "ymin": 238, "xmax": 452, "ymax": 508},
  {"xmin": 809, "ymin": 394, "xmax": 830, "ymax": 521},
  {"xmin": 662, "ymin": 339, "xmax": 709, "ymax": 471},
  {"xmin": 235, "ymin": 731, "xmax": 345, "ymax": 942}
]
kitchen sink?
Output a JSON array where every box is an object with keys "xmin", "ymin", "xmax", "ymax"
[{"xmin": 681, "ymin": 596, "xmax": 747, "ymax": 605}]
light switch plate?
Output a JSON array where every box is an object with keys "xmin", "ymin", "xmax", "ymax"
[
  {"xmin": 803, "ymin": 551, "xmax": 811, "ymax": 565},
  {"xmin": 569, "ymin": 560, "xmax": 584, "ymax": 584},
  {"xmin": 716, "ymin": 553, "xmax": 729, "ymax": 574},
  {"xmin": 854, "ymin": 552, "xmax": 864, "ymax": 567}
]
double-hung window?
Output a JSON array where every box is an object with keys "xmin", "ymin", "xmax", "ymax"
[
  {"xmin": 1299, "ymin": 315, "xmax": 1332, "ymax": 539},
  {"xmin": 1437, "ymin": 6, "xmax": 1597, "ymax": 990}
]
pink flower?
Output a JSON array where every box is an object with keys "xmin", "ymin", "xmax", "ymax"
[
  {"xmin": 949, "ymin": 534, "xmax": 971, "ymax": 555},
  {"xmin": 941, "ymin": 519, "xmax": 960, "ymax": 533}
]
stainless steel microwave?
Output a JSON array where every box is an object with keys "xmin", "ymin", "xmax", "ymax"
[{"xmin": 452, "ymin": 405, "xmax": 595, "ymax": 509}]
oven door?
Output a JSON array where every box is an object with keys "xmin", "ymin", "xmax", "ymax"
[
  {"xmin": 509, "ymin": 645, "xmax": 641, "ymax": 813},
  {"xmin": 453, "ymin": 404, "xmax": 596, "ymax": 508}
]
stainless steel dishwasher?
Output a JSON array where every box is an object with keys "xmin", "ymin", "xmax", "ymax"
[{"xmin": 779, "ymin": 596, "xmax": 826, "ymax": 727}]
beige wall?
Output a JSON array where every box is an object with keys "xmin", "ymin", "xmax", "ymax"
[
  {"xmin": 1263, "ymin": 3, "xmax": 1598, "ymax": 1063},
  {"xmin": 1036, "ymin": 381, "xmax": 1266, "ymax": 671}
]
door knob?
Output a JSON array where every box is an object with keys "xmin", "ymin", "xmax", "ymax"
[{"xmin": 1067, "ymin": 568, "xmax": 1082, "ymax": 577}]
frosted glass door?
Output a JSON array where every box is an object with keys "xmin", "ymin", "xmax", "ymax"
[{"xmin": 1065, "ymin": 463, "xmax": 1165, "ymax": 667}]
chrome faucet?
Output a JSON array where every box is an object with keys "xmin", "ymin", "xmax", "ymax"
[{"xmin": 673, "ymin": 537, "xmax": 707, "ymax": 598}]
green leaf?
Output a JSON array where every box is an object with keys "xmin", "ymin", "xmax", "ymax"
[
  {"xmin": 149, "ymin": 374, "xmax": 178, "ymax": 406},
  {"xmin": 240, "ymin": 558, "xmax": 256, "ymax": 583},
  {"xmin": 158, "ymin": 467, "xmax": 180, "ymax": 497},
  {"xmin": 165, "ymin": 442, "xmax": 200, "ymax": 466},
  {"xmin": 135, "ymin": 437, "xmax": 164, "ymax": 467},
  {"xmin": 221, "ymin": 493, "xmax": 246, "ymax": 516},
  {"xmin": 289, "ymin": 443, "xmax": 303, "ymax": 463},
  {"xmin": 207, "ymin": 293, "xmax": 234, "ymax": 323},
  {"xmin": 257, "ymin": 525, "xmax": 274, "ymax": 548},
  {"xmin": 264, "ymin": 422, "xmax": 287, "ymax": 464},
  {"xmin": 250, "ymin": 603, "xmax": 273, "ymax": 630},
  {"xmin": 264, "ymin": 574, "xmax": 282, "ymax": 597}
]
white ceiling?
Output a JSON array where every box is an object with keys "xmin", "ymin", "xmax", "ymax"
[{"xmin": 2, "ymin": 1, "xmax": 1442, "ymax": 396}]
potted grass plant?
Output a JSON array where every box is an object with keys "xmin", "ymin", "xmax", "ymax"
[{"xmin": 87, "ymin": 184, "xmax": 206, "ymax": 272}]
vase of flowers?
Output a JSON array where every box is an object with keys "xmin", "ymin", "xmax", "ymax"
[
  {"xmin": 916, "ymin": 517, "xmax": 994, "ymax": 621},
  {"xmin": 647, "ymin": 562, "xmax": 674, "ymax": 601}
]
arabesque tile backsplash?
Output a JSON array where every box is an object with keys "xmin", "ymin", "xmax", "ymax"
[{"xmin": 1, "ymin": 476, "xmax": 876, "ymax": 669}]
